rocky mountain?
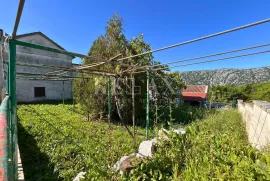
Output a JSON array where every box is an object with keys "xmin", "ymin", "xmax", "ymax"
[{"xmin": 180, "ymin": 66, "xmax": 270, "ymax": 86}]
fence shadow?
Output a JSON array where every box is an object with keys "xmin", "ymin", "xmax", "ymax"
[{"xmin": 18, "ymin": 119, "xmax": 60, "ymax": 181}]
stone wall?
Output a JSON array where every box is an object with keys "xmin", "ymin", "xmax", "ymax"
[{"xmin": 238, "ymin": 100, "xmax": 270, "ymax": 150}]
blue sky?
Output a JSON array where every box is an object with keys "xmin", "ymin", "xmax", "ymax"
[{"xmin": 1, "ymin": 0, "xmax": 270, "ymax": 72}]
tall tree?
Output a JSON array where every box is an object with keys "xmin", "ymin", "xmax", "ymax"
[{"xmin": 73, "ymin": 14, "xmax": 185, "ymax": 128}]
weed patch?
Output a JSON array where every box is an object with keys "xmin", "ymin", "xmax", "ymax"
[
  {"xmin": 18, "ymin": 104, "xmax": 144, "ymax": 180},
  {"xmin": 125, "ymin": 110, "xmax": 270, "ymax": 180}
]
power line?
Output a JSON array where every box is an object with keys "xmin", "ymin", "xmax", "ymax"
[
  {"xmin": 117, "ymin": 18, "xmax": 270, "ymax": 62},
  {"xmin": 123, "ymin": 43, "xmax": 270, "ymax": 73},
  {"xmin": 133, "ymin": 50, "xmax": 270, "ymax": 74}
]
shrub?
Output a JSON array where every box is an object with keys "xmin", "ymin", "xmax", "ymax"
[{"xmin": 125, "ymin": 110, "xmax": 270, "ymax": 180}]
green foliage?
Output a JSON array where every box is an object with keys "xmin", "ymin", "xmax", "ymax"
[
  {"xmin": 73, "ymin": 14, "xmax": 185, "ymax": 126},
  {"xmin": 73, "ymin": 13, "xmax": 153, "ymax": 124},
  {"xmin": 125, "ymin": 110, "xmax": 270, "ymax": 180},
  {"xmin": 150, "ymin": 103, "xmax": 216, "ymax": 127},
  {"xmin": 18, "ymin": 104, "xmax": 145, "ymax": 181},
  {"xmin": 171, "ymin": 104, "xmax": 216, "ymax": 125},
  {"xmin": 209, "ymin": 81, "xmax": 270, "ymax": 103},
  {"xmin": 18, "ymin": 104, "xmax": 270, "ymax": 180}
]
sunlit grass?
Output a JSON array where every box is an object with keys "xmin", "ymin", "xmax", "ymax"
[{"xmin": 18, "ymin": 104, "xmax": 145, "ymax": 180}]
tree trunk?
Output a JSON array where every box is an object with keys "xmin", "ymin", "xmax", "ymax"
[{"xmin": 114, "ymin": 78, "xmax": 134, "ymax": 138}]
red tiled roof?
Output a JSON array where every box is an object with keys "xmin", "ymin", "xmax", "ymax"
[
  {"xmin": 182, "ymin": 85, "xmax": 208, "ymax": 93},
  {"xmin": 182, "ymin": 92, "xmax": 207, "ymax": 101},
  {"xmin": 181, "ymin": 85, "xmax": 208, "ymax": 101}
]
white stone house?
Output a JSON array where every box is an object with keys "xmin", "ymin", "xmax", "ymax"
[{"xmin": 0, "ymin": 32, "xmax": 75, "ymax": 102}]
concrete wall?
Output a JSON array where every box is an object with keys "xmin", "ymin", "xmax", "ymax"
[
  {"xmin": 0, "ymin": 41, "xmax": 6, "ymax": 100},
  {"xmin": 0, "ymin": 33, "xmax": 74, "ymax": 102},
  {"xmin": 238, "ymin": 100, "xmax": 270, "ymax": 150}
]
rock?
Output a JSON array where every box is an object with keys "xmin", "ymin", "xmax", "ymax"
[
  {"xmin": 158, "ymin": 128, "xmax": 186, "ymax": 140},
  {"xmin": 113, "ymin": 155, "xmax": 129, "ymax": 171},
  {"xmin": 174, "ymin": 128, "xmax": 186, "ymax": 134},
  {"xmin": 151, "ymin": 137, "xmax": 158, "ymax": 144},
  {"xmin": 136, "ymin": 152, "xmax": 144, "ymax": 158},
  {"xmin": 112, "ymin": 128, "xmax": 186, "ymax": 175},
  {"xmin": 113, "ymin": 154, "xmax": 136, "ymax": 174},
  {"xmin": 119, "ymin": 154, "xmax": 136, "ymax": 174},
  {"xmin": 137, "ymin": 140, "xmax": 155, "ymax": 158},
  {"xmin": 73, "ymin": 172, "xmax": 86, "ymax": 181},
  {"xmin": 158, "ymin": 129, "xmax": 170, "ymax": 140},
  {"xmin": 225, "ymin": 105, "xmax": 231, "ymax": 110}
]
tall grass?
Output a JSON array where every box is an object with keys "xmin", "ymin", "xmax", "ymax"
[
  {"xmin": 18, "ymin": 104, "xmax": 145, "ymax": 180},
  {"xmin": 125, "ymin": 110, "xmax": 270, "ymax": 180}
]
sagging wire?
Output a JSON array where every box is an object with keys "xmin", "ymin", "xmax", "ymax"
[
  {"xmin": 133, "ymin": 50, "xmax": 270, "ymax": 74},
  {"xmin": 123, "ymin": 43, "xmax": 270, "ymax": 73},
  {"xmin": 116, "ymin": 18, "xmax": 270, "ymax": 62}
]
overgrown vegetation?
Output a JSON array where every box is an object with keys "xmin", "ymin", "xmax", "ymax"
[
  {"xmin": 209, "ymin": 81, "xmax": 270, "ymax": 103},
  {"xmin": 150, "ymin": 103, "xmax": 216, "ymax": 126},
  {"xmin": 126, "ymin": 110, "xmax": 270, "ymax": 180},
  {"xmin": 73, "ymin": 14, "xmax": 185, "ymax": 127},
  {"xmin": 17, "ymin": 14, "xmax": 270, "ymax": 180},
  {"xmin": 18, "ymin": 104, "xmax": 145, "ymax": 180},
  {"xmin": 18, "ymin": 104, "xmax": 270, "ymax": 180}
]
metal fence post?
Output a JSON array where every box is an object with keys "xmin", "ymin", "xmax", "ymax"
[
  {"xmin": 9, "ymin": 40, "xmax": 17, "ymax": 181},
  {"xmin": 146, "ymin": 70, "xmax": 149, "ymax": 140}
]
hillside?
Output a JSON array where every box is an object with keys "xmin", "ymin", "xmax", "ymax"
[{"xmin": 180, "ymin": 66, "xmax": 270, "ymax": 85}]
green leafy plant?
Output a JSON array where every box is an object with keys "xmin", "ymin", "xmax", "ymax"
[
  {"xmin": 18, "ymin": 104, "xmax": 145, "ymax": 181},
  {"xmin": 18, "ymin": 104, "xmax": 270, "ymax": 180},
  {"xmin": 124, "ymin": 110, "xmax": 270, "ymax": 180}
]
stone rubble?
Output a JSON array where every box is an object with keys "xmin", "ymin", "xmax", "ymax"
[
  {"xmin": 137, "ymin": 140, "xmax": 155, "ymax": 158},
  {"xmin": 73, "ymin": 172, "xmax": 86, "ymax": 181},
  {"xmin": 113, "ymin": 128, "xmax": 185, "ymax": 174}
]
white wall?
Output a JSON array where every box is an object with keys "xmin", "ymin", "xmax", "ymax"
[
  {"xmin": 17, "ymin": 80, "xmax": 72, "ymax": 102},
  {"xmin": 0, "ymin": 33, "xmax": 74, "ymax": 102},
  {"xmin": 238, "ymin": 100, "xmax": 270, "ymax": 150}
]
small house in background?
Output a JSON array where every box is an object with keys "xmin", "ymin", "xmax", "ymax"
[
  {"xmin": 181, "ymin": 85, "xmax": 208, "ymax": 106},
  {"xmin": 0, "ymin": 32, "xmax": 76, "ymax": 102}
]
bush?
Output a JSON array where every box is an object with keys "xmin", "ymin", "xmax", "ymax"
[
  {"xmin": 125, "ymin": 110, "xmax": 270, "ymax": 180},
  {"xmin": 18, "ymin": 105, "xmax": 270, "ymax": 180}
]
